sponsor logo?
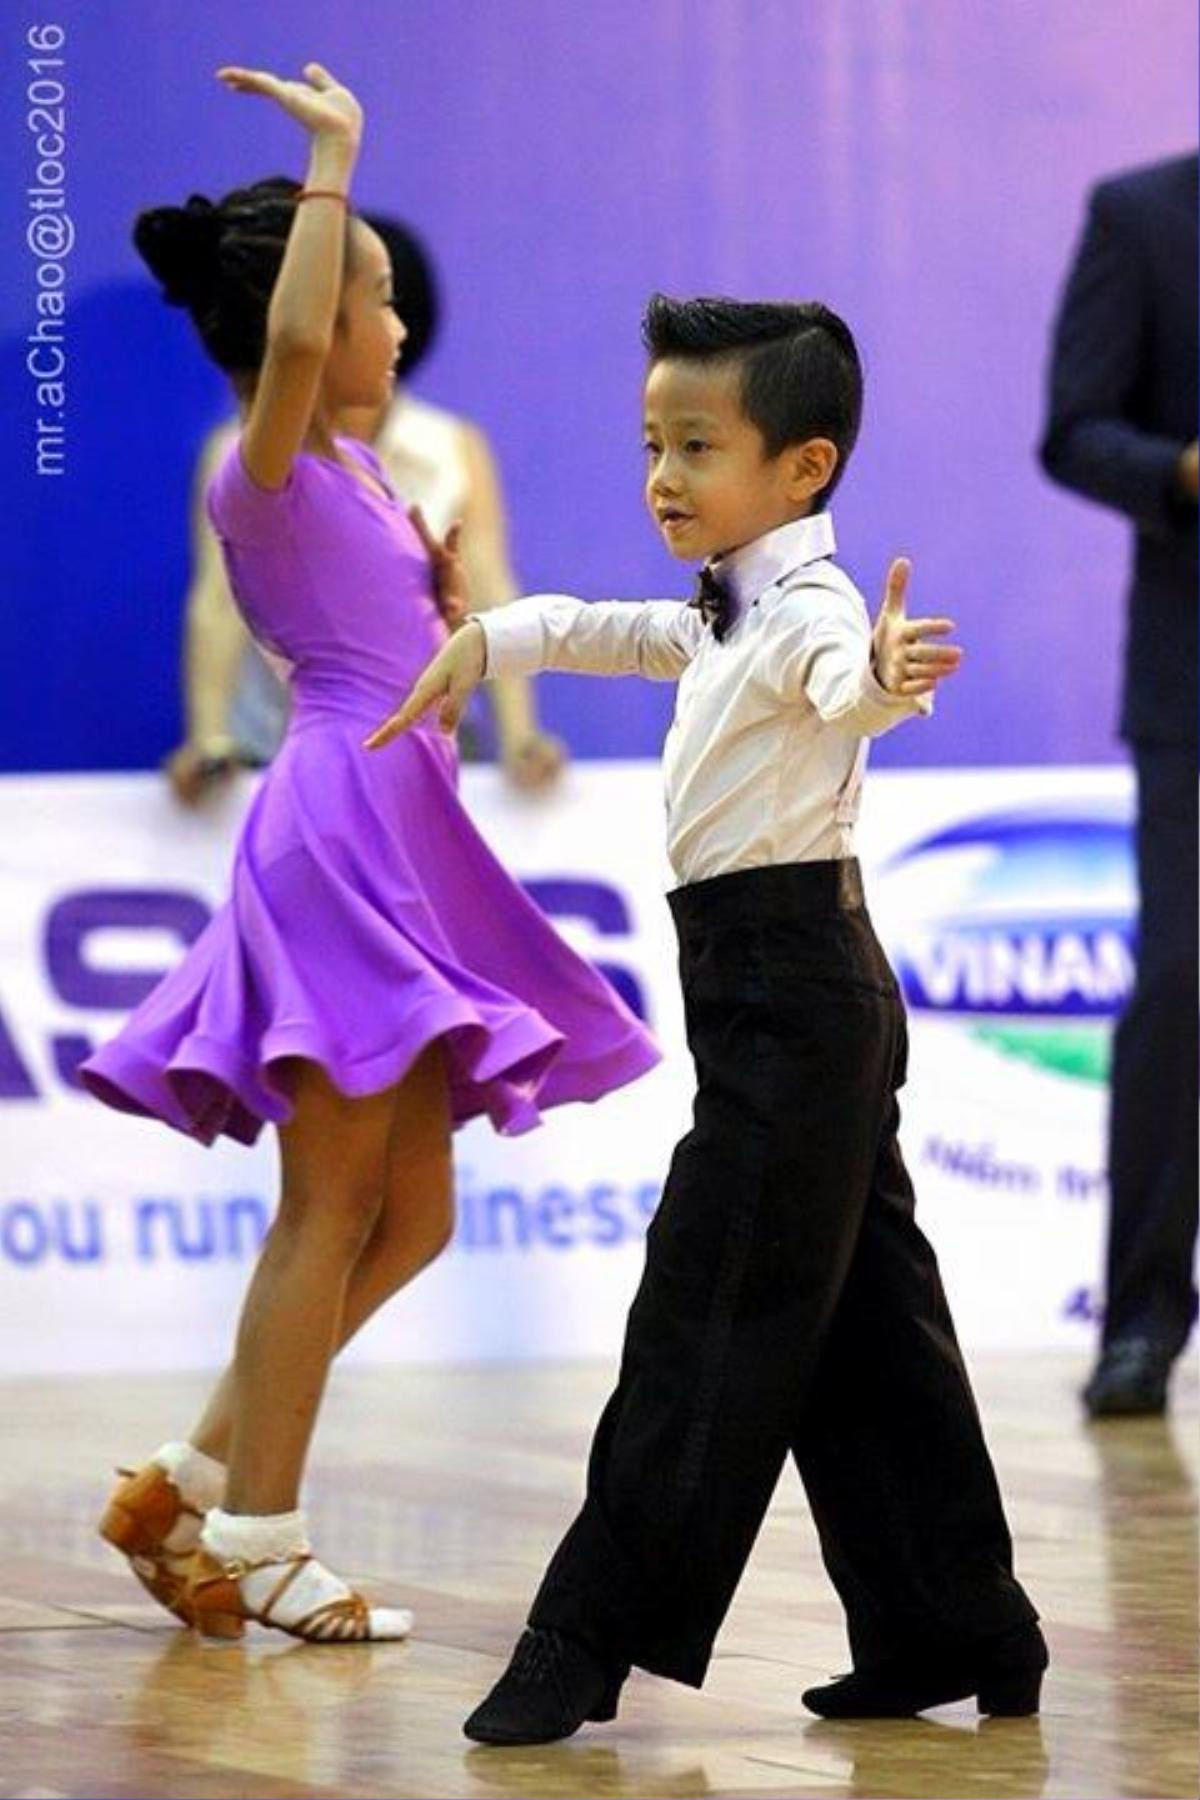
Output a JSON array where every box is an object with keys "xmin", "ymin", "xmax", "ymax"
[{"xmin": 878, "ymin": 801, "xmax": 1135, "ymax": 1083}]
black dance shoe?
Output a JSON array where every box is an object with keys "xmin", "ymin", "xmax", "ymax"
[
  {"xmin": 801, "ymin": 1622, "xmax": 1048, "ymax": 1719},
  {"xmin": 1082, "ymin": 1337, "xmax": 1172, "ymax": 1417},
  {"xmin": 463, "ymin": 1627, "xmax": 624, "ymax": 1745}
]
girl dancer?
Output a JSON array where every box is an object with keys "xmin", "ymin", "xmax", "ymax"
[{"xmin": 83, "ymin": 61, "xmax": 656, "ymax": 1645}]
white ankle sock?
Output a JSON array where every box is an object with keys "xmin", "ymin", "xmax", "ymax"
[
  {"xmin": 152, "ymin": 1441, "xmax": 226, "ymax": 1512},
  {"xmin": 198, "ymin": 1507, "xmax": 411, "ymax": 1641},
  {"xmin": 150, "ymin": 1442, "xmax": 226, "ymax": 1553},
  {"xmin": 201, "ymin": 1506, "xmax": 309, "ymax": 1564}
]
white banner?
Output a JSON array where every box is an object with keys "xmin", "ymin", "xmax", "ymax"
[{"xmin": 0, "ymin": 764, "xmax": 1132, "ymax": 1373}]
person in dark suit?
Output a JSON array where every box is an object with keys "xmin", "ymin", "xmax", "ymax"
[{"xmin": 1040, "ymin": 151, "xmax": 1198, "ymax": 1416}]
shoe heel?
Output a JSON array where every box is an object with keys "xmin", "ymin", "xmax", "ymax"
[
  {"xmin": 978, "ymin": 1669, "xmax": 1043, "ymax": 1716},
  {"xmin": 196, "ymin": 1609, "xmax": 245, "ymax": 1642},
  {"xmin": 183, "ymin": 1570, "xmax": 247, "ymax": 1642},
  {"xmin": 587, "ymin": 1675, "xmax": 623, "ymax": 1724}
]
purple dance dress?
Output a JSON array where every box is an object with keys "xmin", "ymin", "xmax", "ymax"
[{"xmin": 80, "ymin": 438, "xmax": 659, "ymax": 1145}]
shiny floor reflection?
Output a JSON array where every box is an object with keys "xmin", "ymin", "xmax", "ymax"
[{"xmin": 0, "ymin": 1353, "xmax": 1195, "ymax": 1798}]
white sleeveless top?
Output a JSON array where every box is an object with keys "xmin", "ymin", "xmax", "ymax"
[{"xmin": 374, "ymin": 394, "xmax": 471, "ymax": 538}]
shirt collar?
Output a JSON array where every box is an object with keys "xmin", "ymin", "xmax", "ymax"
[{"xmin": 710, "ymin": 511, "xmax": 837, "ymax": 611}]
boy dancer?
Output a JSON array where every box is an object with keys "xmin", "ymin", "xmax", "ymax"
[{"xmin": 368, "ymin": 296, "xmax": 1046, "ymax": 1740}]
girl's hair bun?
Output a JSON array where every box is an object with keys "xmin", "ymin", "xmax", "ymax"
[
  {"xmin": 133, "ymin": 193, "xmax": 224, "ymax": 308},
  {"xmin": 131, "ymin": 176, "xmax": 312, "ymax": 372}
]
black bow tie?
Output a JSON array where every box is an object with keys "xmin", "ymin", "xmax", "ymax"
[{"xmin": 689, "ymin": 565, "xmax": 736, "ymax": 641}]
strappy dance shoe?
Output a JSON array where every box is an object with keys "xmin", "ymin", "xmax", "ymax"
[
  {"xmin": 181, "ymin": 1548, "xmax": 413, "ymax": 1644},
  {"xmin": 98, "ymin": 1462, "xmax": 234, "ymax": 1632}
]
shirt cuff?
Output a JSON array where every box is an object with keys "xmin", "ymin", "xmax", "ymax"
[
  {"xmin": 471, "ymin": 600, "xmax": 549, "ymax": 680},
  {"xmin": 862, "ymin": 661, "xmax": 934, "ymax": 719}
]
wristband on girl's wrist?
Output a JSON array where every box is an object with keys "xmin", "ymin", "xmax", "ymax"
[
  {"xmin": 194, "ymin": 733, "xmax": 238, "ymax": 763},
  {"xmin": 297, "ymin": 188, "xmax": 350, "ymax": 206}
]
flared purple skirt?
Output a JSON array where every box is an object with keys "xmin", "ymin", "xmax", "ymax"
[{"xmin": 80, "ymin": 721, "xmax": 659, "ymax": 1144}]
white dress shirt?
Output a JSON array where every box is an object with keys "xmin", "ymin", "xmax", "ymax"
[{"xmin": 477, "ymin": 513, "xmax": 927, "ymax": 886}]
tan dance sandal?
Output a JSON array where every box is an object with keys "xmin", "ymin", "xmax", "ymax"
[
  {"xmin": 99, "ymin": 1464, "xmax": 241, "ymax": 1636},
  {"xmin": 181, "ymin": 1548, "xmax": 414, "ymax": 1644}
]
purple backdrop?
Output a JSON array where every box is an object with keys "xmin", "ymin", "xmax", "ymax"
[{"xmin": 2, "ymin": 0, "xmax": 1195, "ymax": 769}]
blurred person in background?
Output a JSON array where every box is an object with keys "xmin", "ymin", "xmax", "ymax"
[
  {"xmin": 166, "ymin": 211, "xmax": 565, "ymax": 800},
  {"xmin": 1040, "ymin": 151, "xmax": 1198, "ymax": 1417}
]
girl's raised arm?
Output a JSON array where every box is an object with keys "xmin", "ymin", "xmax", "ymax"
[{"xmin": 216, "ymin": 61, "xmax": 361, "ymax": 491}]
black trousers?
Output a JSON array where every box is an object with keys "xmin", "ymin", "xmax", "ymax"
[
  {"xmin": 1104, "ymin": 743, "xmax": 1199, "ymax": 1355},
  {"xmin": 529, "ymin": 861, "xmax": 1037, "ymax": 1686}
]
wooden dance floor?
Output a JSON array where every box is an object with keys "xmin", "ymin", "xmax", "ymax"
[{"xmin": 0, "ymin": 1353, "xmax": 1196, "ymax": 1799}]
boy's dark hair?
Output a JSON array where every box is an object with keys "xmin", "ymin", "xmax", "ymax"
[
  {"xmin": 642, "ymin": 294, "xmax": 863, "ymax": 504},
  {"xmin": 134, "ymin": 185, "xmax": 442, "ymax": 381}
]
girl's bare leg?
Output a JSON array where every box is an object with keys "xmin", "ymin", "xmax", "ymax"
[
  {"xmin": 189, "ymin": 1044, "xmax": 452, "ymax": 1479},
  {"xmin": 213, "ymin": 1059, "xmax": 397, "ymax": 1515}
]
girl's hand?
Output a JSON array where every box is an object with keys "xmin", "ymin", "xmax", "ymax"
[
  {"xmin": 216, "ymin": 61, "xmax": 363, "ymax": 147},
  {"xmin": 872, "ymin": 557, "xmax": 963, "ymax": 697},
  {"xmin": 364, "ymin": 621, "xmax": 487, "ymax": 749},
  {"xmin": 503, "ymin": 731, "xmax": 568, "ymax": 791},
  {"xmin": 409, "ymin": 506, "xmax": 468, "ymax": 629},
  {"xmin": 164, "ymin": 740, "xmax": 238, "ymax": 806}
]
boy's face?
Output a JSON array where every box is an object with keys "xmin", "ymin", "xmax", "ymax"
[{"xmin": 642, "ymin": 357, "xmax": 835, "ymax": 563}]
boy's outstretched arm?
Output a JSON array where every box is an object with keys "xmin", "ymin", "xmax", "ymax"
[
  {"xmin": 365, "ymin": 587, "xmax": 703, "ymax": 750},
  {"xmin": 781, "ymin": 557, "xmax": 963, "ymax": 738}
]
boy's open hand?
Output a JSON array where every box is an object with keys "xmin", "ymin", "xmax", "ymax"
[
  {"xmin": 364, "ymin": 620, "xmax": 487, "ymax": 750},
  {"xmin": 872, "ymin": 558, "xmax": 963, "ymax": 697},
  {"xmin": 216, "ymin": 61, "xmax": 362, "ymax": 146}
]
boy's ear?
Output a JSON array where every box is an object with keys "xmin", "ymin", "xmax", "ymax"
[{"xmin": 784, "ymin": 436, "xmax": 838, "ymax": 499}]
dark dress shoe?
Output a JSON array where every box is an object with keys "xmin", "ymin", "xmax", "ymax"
[
  {"xmin": 1082, "ymin": 1338, "xmax": 1171, "ymax": 1417},
  {"xmin": 801, "ymin": 1621, "xmax": 1048, "ymax": 1718},
  {"xmin": 463, "ymin": 1627, "xmax": 624, "ymax": 1745}
]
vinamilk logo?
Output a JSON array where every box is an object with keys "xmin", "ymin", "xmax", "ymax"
[{"xmin": 878, "ymin": 800, "xmax": 1136, "ymax": 1084}]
